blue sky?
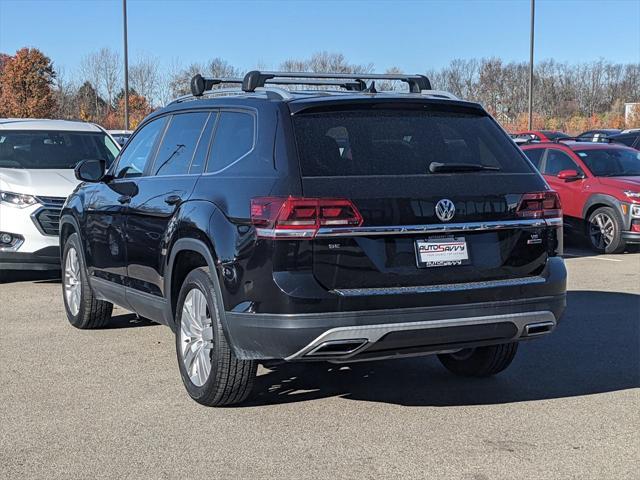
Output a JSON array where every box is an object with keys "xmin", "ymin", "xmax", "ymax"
[{"xmin": 1, "ymin": 0, "xmax": 639, "ymax": 76}]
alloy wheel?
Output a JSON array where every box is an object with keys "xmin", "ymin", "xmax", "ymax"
[
  {"xmin": 589, "ymin": 213, "xmax": 615, "ymax": 250},
  {"xmin": 180, "ymin": 289, "xmax": 214, "ymax": 387},
  {"xmin": 64, "ymin": 247, "xmax": 81, "ymax": 316}
]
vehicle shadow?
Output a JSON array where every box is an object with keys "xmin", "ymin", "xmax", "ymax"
[
  {"xmin": 245, "ymin": 290, "xmax": 640, "ymax": 407},
  {"xmin": 102, "ymin": 313, "xmax": 158, "ymax": 329}
]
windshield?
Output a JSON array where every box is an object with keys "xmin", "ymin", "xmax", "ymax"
[
  {"xmin": 293, "ymin": 108, "xmax": 530, "ymax": 177},
  {"xmin": 0, "ymin": 130, "xmax": 119, "ymax": 169},
  {"xmin": 576, "ymin": 148, "xmax": 640, "ymax": 176}
]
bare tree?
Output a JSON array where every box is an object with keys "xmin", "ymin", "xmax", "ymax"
[
  {"xmin": 130, "ymin": 54, "xmax": 160, "ymax": 106},
  {"xmin": 80, "ymin": 47, "xmax": 121, "ymax": 110},
  {"xmin": 79, "ymin": 51, "xmax": 102, "ymax": 116}
]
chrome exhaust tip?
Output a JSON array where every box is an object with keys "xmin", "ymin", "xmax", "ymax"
[
  {"xmin": 305, "ymin": 339, "xmax": 368, "ymax": 357},
  {"xmin": 524, "ymin": 321, "xmax": 555, "ymax": 337}
]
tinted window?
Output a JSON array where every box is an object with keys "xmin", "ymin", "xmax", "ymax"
[
  {"xmin": 0, "ymin": 131, "xmax": 119, "ymax": 169},
  {"xmin": 523, "ymin": 148, "xmax": 545, "ymax": 169},
  {"xmin": 611, "ymin": 135, "xmax": 637, "ymax": 147},
  {"xmin": 293, "ymin": 109, "xmax": 530, "ymax": 176},
  {"xmin": 576, "ymin": 148, "xmax": 640, "ymax": 176},
  {"xmin": 189, "ymin": 113, "xmax": 217, "ymax": 174},
  {"xmin": 206, "ymin": 112, "xmax": 255, "ymax": 173},
  {"xmin": 541, "ymin": 131, "xmax": 570, "ymax": 140},
  {"xmin": 153, "ymin": 112, "xmax": 209, "ymax": 176},
  {"xmin": 114, "ymin": 117, "xmax": 167, "ymax": 178},
  {"xmin": 543, "ymin": 150, "xmax": 579, "ymax": 175}
]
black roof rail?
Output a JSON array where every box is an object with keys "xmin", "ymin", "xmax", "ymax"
[
  {"xmin": 190, "ymin": 74, "xmax": 243, "ymax": 96},
  {"xmin": 189, "ymin": 73, "xmax": 367, "ymax": 97},
  {"xmin": 241, "ymin": 70, "xmax": 432, "ymax": 93},
  {"xmin": 554, "ymin": 137, "xmax": 613, "ymax": 144}
]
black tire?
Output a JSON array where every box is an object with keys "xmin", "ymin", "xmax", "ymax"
[
  {"xmin": 175, "ymin": 267, "xmax": 257, "ymax": 407},
  {"xmin": 438, "ymin": 343, "xmax": 518, "ymax": 377},
  {"xmin": 62, "ymin": 233, "xmax": 113, "ymax": 329},
  {"xmin": 587, "ymin": 206, "xmax": 626, "ymax": 254}
]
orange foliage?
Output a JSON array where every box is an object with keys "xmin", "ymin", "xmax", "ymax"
[
  {"xmin": 0, "ymin": 48, "xmax": 56, "ymax": 118},
  {"xmin": 100, "ymin": 94, "xmax": 153, "ymax": 130}
]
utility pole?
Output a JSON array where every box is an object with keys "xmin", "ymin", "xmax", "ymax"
[
  {"xmin": 528, "ymin": 0, "xmax": 535, "ymax": 130},
  {"xmin": 123, "ymin": 0, "xmax": 129, "ymax": 130}
]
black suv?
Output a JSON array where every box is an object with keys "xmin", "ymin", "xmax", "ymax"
[{"xmin": 60, "ymin": 71, "xmax": 567, "ymax": 406}]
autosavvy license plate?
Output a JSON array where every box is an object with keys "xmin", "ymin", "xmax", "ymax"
[{"xmin": 415, "ymin": 237, "xmax": 470, "ymax": 268}]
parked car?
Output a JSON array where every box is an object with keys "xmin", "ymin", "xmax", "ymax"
[
  {"xmin": 0, "ymin": 119, "xmax": 120, "ymax": 280},
  {"xmin": 107, "ymin": 130, "xmax": 133, "ymax": 147},
  {"xmin": 521, "ymin": 140, "xmax": 640, "ymax": 253},
  {"xmin": 60, "ymin": 71, "xmax": 566, "ymax": 406},
  {"xmin": 577, "ymin": 129, "xmax": 622, "ymax": 142},
  {"xmin": 609, "ymin": 131, "xmax": 640, "ymax": 150},
  {"xmin": 511, "ymin": 130, "xmax": 570, "ymax": 142}
]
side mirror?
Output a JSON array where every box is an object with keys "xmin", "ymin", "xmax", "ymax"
[
  {"xmin": 75, "ymin": 159, "xmax": 105, "ymax": 182},
  {"xmin": 557, "ymin": 169, "xmax": 583, "ymax": 182}
]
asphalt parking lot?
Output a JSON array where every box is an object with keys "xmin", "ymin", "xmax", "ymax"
[{"xmin": 1, "ymin": 248, "xmax": 638, "ymax": 480}]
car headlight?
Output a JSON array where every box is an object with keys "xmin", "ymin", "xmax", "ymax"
[
  {"xmin": 624, "ymin": 190, "xmax": 640, "ymax": 198},
  {"xmin": 0, "ymin": 191, "xmax": 38, "ymax": 208},
  {"xmin": 631, "ymin": 204, "xmax": 640, "ymax": 218}
]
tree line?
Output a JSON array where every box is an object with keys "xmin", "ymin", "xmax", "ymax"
[{"xmin": 0, "ymin": 47, "xmax": 638, "ymax": 132}]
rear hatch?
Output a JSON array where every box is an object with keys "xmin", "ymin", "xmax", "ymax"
[{"xmin": 289, "ymin": 101, "xmax": 558, "ymax": 291}]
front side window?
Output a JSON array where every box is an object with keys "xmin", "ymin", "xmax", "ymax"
[
  {"xmin": 576, "ymin": 148, "xmax": 640, "ymax": 177},
  {"xmin": 152, "ymin": 112, "xmax": 209, "ymax": 176},
  {"xmin": 0, "ymin": 130, "xmax": 119, "ymax": 169},
  {"xmin": 293, "ymin": 108, "xmax": 531, "ymax": 177},
  {"xmin": 114, "ymin": 117, "xmax": 167, "ymax": 178},
  {"xmin": 206, "ymin": 112, "xmax": 255, "ymax": 173},
  {"xmin": 543, "ymin": 149, "xmax": 580, "ymax": 176}
]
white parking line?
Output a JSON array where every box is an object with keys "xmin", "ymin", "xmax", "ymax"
[{"xmin": 564, "ymin": 254, "xmax": 622, "ymax": 262}]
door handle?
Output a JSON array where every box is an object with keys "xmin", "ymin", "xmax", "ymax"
[
  {"xmin": 117, "ymin": 195, "xmax": 131, "ymax": 204},
  {"xmin": 164, "ymin": 194, "xmax": 182, "ymax": 205}
]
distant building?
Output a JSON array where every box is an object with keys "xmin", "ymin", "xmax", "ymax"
[{"xmin": 625, "ymin": 102, "xmax": 640, "ymax": 125}]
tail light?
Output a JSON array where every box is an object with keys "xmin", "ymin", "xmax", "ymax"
[
  {"xmin": 516, "ymin": 191, "xmax": 562, "ymax": 219},
  {"xmin": 251, "ymin": 196, "xmax": 363, "ymax": 239}
]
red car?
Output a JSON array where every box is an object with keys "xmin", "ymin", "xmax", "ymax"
[
  {"xmin": 521, "ymin": 140, "xmax": 640, "ymax": 253},
  {"xmin": 512, "ymin": 130, "xmax": 571, "ymax": 142}
]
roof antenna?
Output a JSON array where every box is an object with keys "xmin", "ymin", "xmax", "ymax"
[{"xmin": 363, "ymin": 80, "xmax": 377, "ymax": 93}]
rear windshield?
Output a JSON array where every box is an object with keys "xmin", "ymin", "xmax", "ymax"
[
  {"xmin": 293, "ymin": 109, "xmax": 531, "ymax": 176},
  {"xmin": 0, "ymin": 130, "xmax": 119, "ymax": 169},
  {"xmin": 541, "ymin": 131, "xmax": 570, "ymax": 140},
  {"xmin": 576, "ymin": 148, "xmax": 640, "ymax": 177}
]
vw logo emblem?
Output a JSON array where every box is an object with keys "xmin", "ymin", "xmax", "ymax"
[{"xmin": 435, "ymin": 199, "xmax": 455, "ymax": 222}]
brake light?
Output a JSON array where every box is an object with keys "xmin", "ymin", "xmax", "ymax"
[
  {"xmin": 516, "ymin": 191, "xmax": 562, "ymax": 219},
  {"xmin": 251, "ymin": 196, "xmax": 363, "ymax": 239}
]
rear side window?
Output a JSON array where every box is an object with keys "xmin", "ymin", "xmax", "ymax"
[
  {"xmin": 152, "ymin": 112, "xmax": 209, "ymax": 176},
  {"xmin": 293, "ymin": 109, "xmax": 530, "ymax": 176},
  {"xmin": 612, "ymin": 135, "xmax": 637, "ymax": 147},
  {"xmin": 523, "ymin": 148, "xmax": 545, "ymax": 169},
  {"xmin": 543, "ymin": 149, "xmax": 579, "ymax": 175},
  {"xmin": 206, "ymin": 112, "xmax": 255, "ymax": 173}
]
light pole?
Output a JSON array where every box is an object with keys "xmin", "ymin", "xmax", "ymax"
[
  {"xmin": 528, "ymin": 0, "xmax": 535, "ymax": 130},
  {"xmin": 123, "ymin": 0, "xmax": 129, "ymax": 130}
]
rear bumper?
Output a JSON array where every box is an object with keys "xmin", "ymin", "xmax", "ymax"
[
  {"xmin": 0, "ymin": 247, "xmax": 61, "ymax": 271},
  {"xmin": 224, "ymin": 293, "xmax": 566, "ymax": 361}
]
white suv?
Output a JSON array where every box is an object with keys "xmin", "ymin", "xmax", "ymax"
[{"xmin": 0, "ymin": 119, "xmax": 119, "ymax": 279}]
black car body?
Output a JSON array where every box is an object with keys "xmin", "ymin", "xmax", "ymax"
[
  {"xmin": 610, "ymin": 131, "xmax": 640, "ymax": 150},
  {"xmin": 60, "ymin": 71, "xmax": 567, "ymax": 405}
]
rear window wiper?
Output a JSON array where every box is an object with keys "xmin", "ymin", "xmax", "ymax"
[{"xmin": 429, "ymin": 162, "xmax": 501, "ymax": 173}]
